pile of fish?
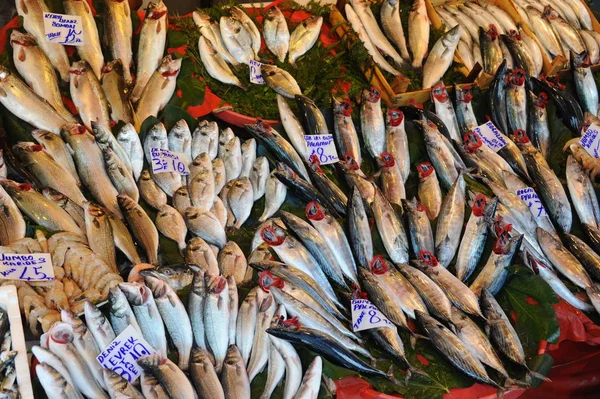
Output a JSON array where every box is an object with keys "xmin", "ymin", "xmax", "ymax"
[
  {"xmin": 34, "ymin": 273, "xmax": 323, "ymax": 399},
  {"xmin": 193, "ymin": 6, "xmax": 322, "ymax": 93},
  {"xmin": 437, "ymin": 0, "xmax": 599, "ymax": 77},
  {"xmin": 3, "ymin": 0, "xmax": 175, "ymax": 133},
  {"xmin": 0, "ymin": 309, "xmax": 19, "ymax": 399}
]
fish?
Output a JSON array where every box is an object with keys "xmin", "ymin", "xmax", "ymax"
[
  {"xmin": 506, "ymin": 69, "xmax": 528, "ymax": 134},
  {"xmin": 250, "ymin": 157, "xmax": 270, "ymax": 200},
  {"xmin": 416, "ymin": 120, "xmax": 461, "ymax": 190},
  {"xmin": 408, "ymin": 0, "xmax": 431, "ymax": 67},
  {"xmin": 198, "ymin": 36, "xmax": 245, "ymax": 89},
  {"xmin": 155, "ymin": 205, "xmax": 187, "ymax": 254},
  {"xmin": 0, "ymin": 66, "xmax": 71, "ymax": 134},
  {"xmin": 263, "ymin": 7, "xmax": 290, "ymax": 63},
  {"xmin": 566, "ymin": 155, "xmax": 600, "ymax": 228},
  {"xmin": 36, "ymin": 362, "xmax": 84, "ymax": 399},
  {"xmin": 31, "ymin": 346, "xmax": 77, "ymax": 395},
  {"xmin": 186, "ymin": 237, "xmax": 219, "ymax": 276},
  {"xmin": 83, "ymin": 202, "xmax": 117, "ymax": 272},
  {"xmin": 267, "ymin": 321, "xmax": 303, "ymax": 399},
  {"xmin": 132, "ymin": 0, "xmax": 168, "ymax": 101},
  {"xmin": 144, "ymin": 122, "xmax": 169, "ymax": 169},
  {"xmin": 403, "ymin": 198, "xmax": 435, "ymax": 259},
  {"xmin": 543, "ymin": 7, "xmax": 585, "ymax": 55},
  {"xmin": 31, "ymin": 130, "xmax": 79, "ymax": 184},
  {"xmin": 83, "ymin": 301, "xmax": 116, "ymax": 351},
  {"xmin": 116, "ymin": 124, "xmax": 144, "ymax": 181},
  {"xmin": 103, "ymin": 0, "xmax": 134, "ymax": 84},
  {"xmin": 108, "ymin": 286, "xmax": 141, "ymax": 336},
  {"xmin": 430, "ymin": 83, "xmax": 461, "ymax": 142},
  {"xmin": 294, "ymin": 356, "xmax": 322, "ymax": 399},
  {"xmin": 361, "ymin": 88, "xmax": 386, "ymax": 159},
  {"xmin": 118, "ymin": 194, "xmax": 159, "ymax": 265},
  {"xmin": 119, "ymin": 282, "xmax": 168, "ymax": 357},
  {"xmin": 480, "ymin": 26, "xmax": 503, "ymax": 75},
  {"xmin": 263, "ymin": 65, "xmax": 303, "ymax": 98},
  {"xmin": 145, "ymin": 276, "xmax": 193, "ymax": 371},
  {"xmin": 189, "ymin": 348, "xmax": 225, "ymax": 399},
  {"xmin": 136, "ymin": 56, "xmax": 181, "ymax": 124},
  {"xmin": 9, "ymin": 32, "xmax": 74, "ymax": 122},
  {"xmin": 140, "ymin": 372, "xmax": 169, "ymax": 399},
  {"xmin": 296, "ymin": 95, "xmax": 329, "ymax": 136},
  {"xmin": 236, "ymin": 287, "xmax": 262, "ymax": 367},
  {"xmin": 527, "ymin": 90, "xmax": 551, "ymax": 160},
  {"xmin": 188, "ymin": 269, "xmax": 207, "ymax": 350},
  {"xmin": 259, "ymin": 306, "xmax": 287, "ymax": 399},
  {"xmin": 223, "ymin": 137, "xmax": 243, "ymax": 182},
  {"xmin": 344, "ymin": 4, "xmax": 401, "ymax": 75},
  {"xmin": 62, "ymin": 0, "xmax": 104, "ymax": 78},
  {"xmin": 247, "ymin": 296, "xmax": 277, "ymax": 382},
  {"xmin": 103, "ymin": 369, "xmax": 144, "ymax": 399},
  {"xmin": 527, "ymin": 7, "xmax": 565, "ymax": 59},
  {"xmin": 435, "ymin": 174, "xmax": 466, "ymax": 266},
  {"xmin": 259, "ymin": 171, "xmax": 287, "ymax": 223},
  {"xmin": 15, "ymin": 0, "xmax": 70, "ymax": 81},
  {"xmin": 277, "ymin": 95, "xmax": 308, "ymax": 161},
  {"xmin": 185, "ymin": 207, "xmax": 227, "ymax": 249},
  {"xmin": 192, "ymin": 121, "xmax": 219, "ymax": 161},
  {"xmin": 104, "ymin": 146, "xmax": 139, "ymax": 203},
  {"xmin": 69, "ymin": 60, "xmax": 112, "ymax": 134},
  {"xmin": 501, "ymin": 32, "xmax": 535, "ymax": 76},
  {"xmin": 416, "ymin": 311, "xmax": 498, "ymax": 386},
  {"xmin": 422, "ymin": 26, "xmax": 461, "ymax": 89},
  {"xmin": 416, "ymin": 162, "xmax": 442, "ymax": 221},
  {"xmin": 580, "ymin": 30, "xmax": 599, "ymax": 64},
  {"xmin": 398, "ymin": 263, "xmax": 452, "ymax": 323},
  {"xmin": 101, "ymin": 60, "xmax": 136, "ymax": 126},
  {"xmin": 193, "ymin": 10, "xmax": 237, "ymax": 66},
  {"xmin": 0, "ymin": 184, "xmax": 26, "ymax": 245},
  {"xmin": 219, "ymin": 16, "xmax": 255, "ymax": 64},
  {"xmin": 230, "ymin": 6, "xmax": 261, "ymax": 57},
  {"xmin": 204, "ymin": 274, "xmax": 230, "ymax": 373},
  {"xmin": 347, "ymin": 187, "xmax": 372, "ymax": 269},
  {"xmin": 380, "ymin": 0, "xmax": 410, "ymax": 61},
  {"xmin": 226, "ymin": 177, "xmax": 254, "ymax": 229},
  {"xmin": 218, "ymin": 241, "xmax": 248, "ymax": 284},
  {"xmin": 470, "ymin": 234, "xmax": 522, "ymax": 296},
  {"xmin": 139, "ymin": 170, "xmax": 168, "ymax": 210},
  {"xmin": 138, "ymin": 354, "xmax": 198, "ymax": 399},
  {"xmin": 573, "ymin": 54, "xmax": 599, "ymax": 115},
  {"xmin": 332, "ymin": 97, "xmax": 361, "ymax": 165},
  {"xmin": 376, "ymin": 153, "xmax": 405, "ymax": 207},
  {"xmin": 289, "ymin": 16, "xmax": 324, "ymax": 66}
]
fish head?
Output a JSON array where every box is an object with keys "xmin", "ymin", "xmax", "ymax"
[
  {"xmin": 369, "ymin": 255, "xmax": 390, "ymax": 275},
  {"xmin": 542, "ymin": 5, "xmax": 558, "ymax": 19},
  {"xmin": 117, "ymin": 194, "xmax": 137, "ymax": 211},
  {"xmin": 415, "ymin": 310, "xmax": 442, "ymax": 333},
  {"xmin": 507, "ymin": 69, "xmax": 526, "ymax": 87},
  {"xmin": 229, "ymin": 6, "xmax": 247, "ymax": 21},
  {"xmin": 108, "ymin": 286, "xmax": 128, "ymax": 316},
  {"xmin": 137, "ymin": 354, "xmax": 165, "ymax": 370},
  {"xmin": 47, "ymin": 322, "xmax": 74, "ymax": 346},
  {"xmin": 363, "ymin": 87, "xmax": 381, "ymax": 103},
  {"xmin": 41, "ymin": 188, "xmax": 66, "ymax": 203},
  {"xmin": 69, "ymin": 60, "xmax": 90, "ymax": 76},
  {"xmin": 511, "ymin": 128, "xmax": 530, "ymax": 145},
  {"xmin": 139, "ymin": 169, "xmax": 152, "ymax": 182},
  {"xmin": 144, "ymin": 275, "xmax": 169, "ymax": 298},
  {"xmin": 416, "ymin": 162, "xmax": 434, "ymax": 179},
  {"xmin": 275, "ymin": 161, "xmax": 297, "ymax": 180},
  {"xmin": 144, "ymin": 263, "xmax": 194, "ymax": 291},
  {"xmin": 418, "ymin": 250, "xmax": 439, "ymax": 267},
  {"xmin": 205, "ymin": 274, "xmax": 227, "ymax": 294},
  {"xmin": 101, "ymin": 59, "xmax": 123, "ymax": 76},
  {"xmin": 171, "ymin": 119, "xmax": 190, "ymax": 137},
  {"xmin": 147, "ymin": 0, "xmax": 167, "ymax": 20},
  {"xmin": 158, "ymin": 56, "xmax": 181, "ymax": 80},
  {"xmin": 245, "ymin": 119, "xmax": 273, "ymax": 139},
  {"xmin": 9, "ymin": 31, "xmax": 36, "ymax": 48},
  {"xmin": 377, "ymin": 152, "xmax": 396, "ymax": 169},
  {"xmin": 118, "ymin": 282, "xmax": 147, "ymax": 306},
  {"xmin": 258, "ymin": 270, "xmax": 284, "ymax": 292},
  {"xmin": 492, "ymin": 230, "xmax": 512, "ymax": 255},
  {"xmin": 190, "ymin": 347, "xmax": 214, "ymax": 367},
  {"xmin": 387, "ymin": 108, "xmax": 404, "ymax": 126},
  {"xmin": 471, "ymin": 194, "xmax": 487, "ymax": 217},
  {"xmin": 533, "ymin": 91, "xmax": 549, "ymax": 109},
  {"xmin": 430, "ymin": 82, "xmax": 449, "ymax": 103},
  {"xmin": 340, "ymin": 153, "xmax": 360, "ymax": 171},
  {"xmin": 463, "ymin": 130, "xmax": 483, "ymax": 153},
  {"xmin": 508, "ymin": 29, "xmax": 522, "ymax": 41},
  {"xmin": 456, "ymin": 85, "xmax": 473, "ymax": 103},
  {"xmin": 305, "ymin": 201, "xmax": 326, "ymax": 221},
  {"xmin": 149, "ymin": 122, "xmax": 168, "ymax": 141},
  {"xmin": 351, "ymin": 283, "xmax": 368, "ymax": 300},
  {"xmin": 193, "ymin": 10, "xmax": 212, "ymax": 25},
  {"xmin": 260, "ymin": 224, "xmax": 286, "ymax": 246},
  {"xmin": 60, "ymin": 123, "xmax": 89, "ymax": 143},
  {"xmin": 117, "ymin": 123, "xmax": 138, "ymax": 140},
  {"xmin": 264, "ymin": 6, "xmax": 281, "ymax": 21},
  {"xmin": 224, "ymin": 344, "xmax": 244, "ymax": 367},
  {"xmin": 487, "ymin": 24, "xmax": 499, "ymax": 40}
]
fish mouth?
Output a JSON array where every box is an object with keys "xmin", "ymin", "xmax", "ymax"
[
  {"xmin": 387, "ymin": 109, "xmax": 404, "ymax": 126},
  {"xmin": 463, "ymin": 131, "xmax": 482, "ymax": 152},
  {"xmin": 258, "ymin": 271, "xmax": 284, "ymax": 292},
  {"xmin": 458, "ymin": 86, "xmax": 473, "ymax": 103},
  {"xmin": 472, "ymin": 195, "xmax": 487, "ymax": 217},
  {"xmin": 536, "ymin": 92, "xmax": 549, "ymax": 109},
  {"xmin": 416, "ymin": 162, "xmax": 434, "ymax": 178},
  {"xmin": 365, "ymin": 87, "xmax": 381, "ymax": 103},
  {"xmin": 341, "ymin": 154, "xmax": 360, "ymax": 170},
  {"xmin": 369, "ymin": 255, "xmax": 389, "ymax": 275},
  {"xmin": 305, "ymin": 201, "xmax": 325, "ymax": 221},
  {"xmin": 512, "ymin": 129, "xmax": 530, "ymax": 144},
  {"xmin": 418, "ymin": 250, "xmax": 439, "ymax": 266},
  {"xmin": 379, "ymin": 152, "xmax": 396, "ymax": 168},
  {"xmin": 261, "ymin": 226, "xmax": 285, "ymax": 246}
]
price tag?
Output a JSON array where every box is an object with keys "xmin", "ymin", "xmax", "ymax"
[
  {"xmin": 150, "ymin": 147, "xmax": 190, "ymax": 175},
  {"xmin": 516, "ymin": 187, "xmax": 548, "ymax": 219},
  {"xmin": 97, "ymin": 325, "xmax": 156, "ymax": 383},
  {"xmin": 43, "ymin": 13, "xmax": 83, "ymax": 46},
  {"xmin": 580, "ymin": 123, "xmax": 600, "ymax": 158},
  {"xmin": 472, "ymin": 121, "xmax": 507, "ymax": 152},
  {"xmin": 249, "ymin": 60, "xmax": 265, "ymax": 84},
  {"xmin": 304, "ymin": 134, "xmax": 339, "ymax": 165},
  {"xmin": 351, "ymin": 299, "xmax": 393, "ymax": 332},
  {"xmin": 0, "ymin": 253, "xmax": 55, "ymax": 281}
]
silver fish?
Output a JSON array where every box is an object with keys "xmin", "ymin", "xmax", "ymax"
[
  {"xmin": 104, "ymin": 146, "xmax": 139, "ymax": 203},
  {"xmin": 69, "ymin": 60, "xmax": 111, "ymax": 132},
  {"xmin": 230, "ymin": 6, "xmax": 261, "ymax": 57},
  {"xmin": 189, "ymin": 348, "xmax": 225, "ymax": 399},
  {"xmin": 262, "ymin": 64, "xmax": 302, "ymax": 98},
  {"xmin": 408, "ymin": 0, "xmax": 431, "ymax": 67},
  {"xmin": 0, "ymin": 185, "xmax": 26, "ymax": 247},
  {"xmin": 250, "ymin": 157, "xmax": 270, "ymax": 200},
  {"xmin": 101, "ymin": 60, "xmax": 136, "ymax": 126},
  {"xmin": 288, "ymin": 16, "xmax": 323, "ymax": 65},
  {"xmin": 263, "ymin": 7, "xmax": 290, "ymax": 63},
  {"xmin": 189, "ymin": 269, "xmax": 207, "ymax": 349},
  {"xmin": 185, "ymin": 207, "xmax": 227, "ymax": 249},
  {"xmin": 247, "ymin": 295, "xmax": 276, "ymax": 382},
  {"xmin": 103, "ymin": 369, "xmax": 144, "ymax": 399},
  {"xmin": 141, "ymin": 372, "xmax": 169, "ymax": 399},
  {"xmin": 277, "ymin": 94, "xmax": 308, "ymax": 160},
  {"xmin": 36, "ymin": 362, "xmax": 84, "ymax": 399},
  {"xmin": 136, "ymin": 56, "xmax": 181, "ymax": 124},
  {"xmin": 83, "ymin": 202, "xmax": 117, "ymax": 272},
  {"xmin": 226, "ymin": 177, "xmax": 254, "ymax": 229},
  {"xmin": 260, "ymin": 171, "xmax": 287, "ymax": 222},
  {"xmin": 103, "ymin": 0, "xmax": 134, "ymax": 84},
  {"xmin": 333, "ymin": 97, "xmax": 361, "ymax": 165},
  {"xmin": 220, "ymin": 16, "xmax": 255, "ymax": 64},
  {"xmin": 220, "ymin": 344, "xmax": 251, "ymax": 399},
  {"xmin": 361, "ymin": 88, "xmax": 386, "ymax": 159},
  {"xmin": 240, "ymin": 138, "xmax": 257, "ymax": 178},
  {"xmin": 108, "ymin": 285, "xmax": 141, "ymax": 336},
  {"xmin": 138, "ymin": 354, "xmax": 197, "ymax": 399},
  {"xmin": 118, "ymin": 194, "xmax": 159, "ymax": 265},
  {"xmin": 192, "ymin": 121, "xmax": 219, "ymax": 161},
  {"xmin": 156, "ymin": 204, "xmax": 187, "ymax": 254},
  {"xmin": 566, "ymin": 155, "xmax": 600, "ymax": 228},
  {"xmin": 84, "ymin": 301, "xmax": 116, "ymax": 351},
  {"xmin": 204, "ymin": 274, "xmax": 230, "ymax": 373},
  {"xmin": 31, "ymin": 130, "xmax": 79, "ymax": 184},
  {"xmin": 198, "ymin": 36, "xmax": 245, "ymax": 89},
  {"xmin": 422, "ymin": 26, "xmax": 461, "ymax": 89},
  {"xmin": 380, "ymin": 0, "xmax": 410, "ymax": 61},
  {"xmin": 193, "ymin": 10, "xmax": 237, "ymax": 65},
  {"xmin": 435, "ymin": 174, "xmax": 465, "ymax": 267},
  {"xmin": 116, "ymin": 124, "xmax": 144, "ymax": 181},
  {"xmin": 224, "ymin": 137, "xmax": 243, "ymax": 181},
  {"xmin": 64, "ymin": 0, "xmax": 104, "ymax": 78},
  {"xmin": 144, "ymin": 121, "xmax": 169, "ymax": 164},
  {"xmin": 139, "ymin": 170, "xmax": 168, "ymax": 210}
]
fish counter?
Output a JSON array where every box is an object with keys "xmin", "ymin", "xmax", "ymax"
[{"xmin": 0, "ymin": 0, "xmax": 598, "ymax": 398}]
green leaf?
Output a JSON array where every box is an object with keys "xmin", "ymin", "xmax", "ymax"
[
  {"xmin": 497, "ymin": 265, "xmax": 560, "ymax": 357},
  {"xmin": 167, "ymin": 29, "xmax": 189, "ymax": 49},
  {"xmin": 160, "ymin": 104, "xmax": 199, "ymax": 132},
  {"xmin": 176, "ymin": 74, "xmax": 206, "ymax": 107}
]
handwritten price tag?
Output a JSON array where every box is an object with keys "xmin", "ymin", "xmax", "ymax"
[
  {"xmin": 351, "ymin": 299, "xmax": 393, "ymax": 332},
  {"xmin": 43, "ymin": 13, "xmax": 83, "ymax": 46},
  {"xmin": 473, "ymin": 121, "xmax": 507, "ymax": 152},
  {"xmin": 249, "ymin": 60, "xmax": 265, "ymax": 84},
  {"xmin": 150, "ymin": 148, "xmax": 190, "ymax": 175},
  {"xmin": 97, "ymin": 325, "xmax": 156, "ymax": 383},
  {"xmin": 516, "ymin": 187, "xmax": 548, "ymax": 219},
  {"xmin": 580, "ymin": 123, "xmax": 600, "ymax": 158},
  {"xmin": 0, "ymin": 253, "xmax": 55, "ymax": 282},
  {"xmin": 304, "ymin": 135, "xmax": 339, "ymax": 165}
]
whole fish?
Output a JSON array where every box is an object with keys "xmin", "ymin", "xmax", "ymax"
[
  {"xmin": 332, "ymin": 97, "xmax": 360, "ymax": 165},
  {"xmin": 64, "ymin": 0, "xmax": 104, "ymax": 78},
  {"xmin": 102, "ymin": 61, "xmax": 137, "ymax": 125},
  {"xmin": 108, "ymin": 286, "xmax": 141, "ymax": 336},
  {"xmin": 168, "ymin": 119, "xmax": 192, "ymax": 165},
  {"xmin": 70, "ymin": 60, "xmax": 112, "ymax": 133},
  {"xmin": 226, "ymin": 177, "xmax": 254, "ymax": 229},
  {"xmin": 139, "ymin": 170, "xmax": 168, "ymax": 210},
  {"xmin": 223, "ymin": 137, "xmax": 243, "ymax": 181},
  {"xmin": 136, "ymin": 56, "xmax": 181, "ymax": 124},
  {"xmin": 263, "ymin": 65, "xmax": 302, "ymax": 98},
  {"xmin": 31, "ymin": 346, "xmax": 77, "ymax": 395},
  {"xmin": 250, "ymin": 157, "xmax": 270, "ymax": 200},
  {"xmin": 380, "ymin": 0, "xmax": 410, "ymax": 61},
  {"xmin": 263, "ymin": 7, "xmax": 290, "ymax": 63},
  {"xmin": 408, "ymin": 0, "xmax": 430, "ymax": 67},
  {"xmin": 103, "ymin": 369, "xmax": 144, "ymax": 399},
  {"xmin": 506, "ymin": 69, "xmax": 528, "ymax": 134},
  {"xmin": 296, "ymin": 95, "xmax": 329, "ymax": 136},
  {"xmin": 138, "ymin": 355, "xmax": 197, "ymax": 399},
  {"xmin": 573, "ymin": 54, "xmax": 599, "ymax": 115},
  {"xmin": 456, "ymin": 40, "xmax": 475, "ymax": 71},
  {"xmin": 371, "ymin": 187, "xmax": 409, "ymax": 263},
  {"xmin": 442, "ymin": 6, "xmax": 479, "ymax": 44},
  {"xmin": 0, "ymin": 185, "xmax": 26, "ymax": 245},
  {"xmin": 480, "ymin": 26, "xmax": 503, "ymax": 75},
  {"xmin": 435, "ymin": 174, "xmax": 465, "ymax": 266},
  {"xmin": 144, "ymin": 122, "xmax": 169, "ymax": 168},
  {"xmin": 118, "ymin": 282, "xmax": 168, "ymax": 357},
  {"xmin": 416, "ymin": 162, "xmax": 442, "ymax": 220},
  {"xmin": 470, "ymin": 234, "xmax": 522, "ymax": 296},
  {"xmin": 189, "ymin": 269, "xmax": 207, "ymax": 349},
  {"xmin": 193, "ymin": 10, "xmax": 237, "ymax": 65},
  {"xmin": 403, "ymin": 198, "xmax": 435, "ymax": 258},
  {"xmin": 268, "ymin": 323, "xmax": 303, "ymax": 399},
  {"xmin": 361, "ymin": 88, "xmax": 386, "ymax": 159},
  {"xmin": 36, "ymin": 363, "xmax": 84, "ymax": 399},
  {"xmin": 104, "ymin": 146, "xmax": 138, "ymax": 202},
  {"xmin": 141, "ymin": 372, "xmax": 169, "ymax": 399},
  {"xmin": 219, "ymin": 128, "xmax": 235, "ymax": 159},
  {"xmin": 260, "ymin": 306, "xmax": 287, "ymax": 399},
  {"xmin": 502, "ymin": 32, "xmax": 534, "ymax": 76},
  {"xmin": 132, "ymin": 0, "xmax": 168, "ymax": 101},
  {"xmin": 204, "ymin": 274, "xmax": 230, "ymax": 373},
  {"xmin": 192, "ymin": 121, "xmax": 219, "ymax": 161},
  {"xmin": 227, "ymin": 275, "xmax": 239, "ymax": 346},
  {"xmin": 230, "ymin": 6, "xmax": 261, "ymax": 57},
  {"xmin": 156, "ymin": 204, "xmax": 187, "ymax": 254},
  {"xmin": 15, "ymin": 0, "xmax": 70, "ymax": 81},
  {"xmin": 563, "ymin": 234, "xmax": 600, "ymax": 282},
  {"xmin": 259, "ymin": 171, "xmax": 287, "ymax": 222},
  {"xmin": 344, "ymin": 4, "xmax": 401, "ymax": 75},
  {"xmin": 145, "ymin": 276, "xmax": 193, "ymax": 371},
  {"xmin": 189, "ymin": 348, "xmax": 225, "ymax": 399},
  {"xmin": 416, "ymin": 311, "xmax": 498, "ymax": 386},
  {"xmin": 84, "ymin": 301, "xmax": 116, "ymax": 351},
  {"xmin": 118, "ymin": 194, "xmax": 159, "ymax": 264},
  {"xmin": 289, "ymin": 16, "xmax": 323, "ymax": 66},
  {"xmin": 416, "ymin": 120, "xmax": 460, "ymax": 190},
  {"xmin": 384, "ymin": 109, "xmax": 410, "ymax": 182},
  {"xmin": 31, "ymin": 130, "xmax": 79, "ymax": 184},
  {"xmin": 278, "ymin": 95, "xmax": 308, "ymax": 161},
  {"xmin": 527, "ymin": 90, "xmax": 550, "ymax": 159},
  {"xmin": 1, "ymin": 181, "xmax": 82, "ymax": 235},
  {"xmin": 220, "ymin": 16, "xmax": 255, "ymax": 64},
  {"xmin": 398, "ymin": 263, "xmax": 452, "ymax": 323},
  {"xmin": 42, "ymin": 188, "xmax": 85, "ymax": 230},
  {"xmin": 236, "ymin": 287, "xmax": 261, "ymax": 366},
  {"xmin": 543, "ymin": 7, "xmax": 585, "ymax": 55},
  {"xmin": 247, "ymin": 296, "xmax": 277, "ymax": 381},
  {"xmin": 422, "ymin": 26, "xmax": 461, "ymax": 89},
  {"xmin": 83, "ymin": 202, "xmax": 117, "ymax": 272},
  {"xmin": 527, "ymin": 7, "xmax": 565, "ymax": 59},
  {"xmin": 198, "ymin": 36, "xmax": 245, "ymax": 89},
  {"xmin": 116, "ymin": 124, "xmax": 143, "ymax": 181},
  {"xmin": 104, "ymin": 0, "xmax": 134, "ymax": 84},
  {"xmin": 580, "ymin": 30, "xmax": 599, "ymax": 64},
  {"xmin": 294, "ymin": 356, "xmax": 322, "ymax": 399},
  {"xmin": 566, "ymin": 155, "xmax": 600, "ymax": 228},
  {"xmin": 347, "ymin": 187, "xmax": 372, "ymax": 268},
  {"xmin": 0, "ymin": 66, "xmax": 71, "ymax": 134},
  {"xmin": 218, "ymin": 241, "xmax": 248, "ymax": 283},
  {"xmin": 9, "ymin": 32, "xmax": 73, "ymax": 122},
  {"xmin": 431, "ymin": 83, "xmax": 461, "ymax": 142},
  {"xmin": 376, "ymin": 153, "xmax": 405, "ymax": 206},
  {"xmin": 185, "ymin": 207, "xmax": 227, "ymax": 248},
  {"xmin": 246, "ymin": 120, "xmax": 310, "ymax": 181}
]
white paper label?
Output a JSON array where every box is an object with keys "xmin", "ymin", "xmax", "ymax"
[
  {"xmin": 305, "ymin": 134, "xmax": 339, "ymax": 165},
  {"xmin": 472, "ymin": 121, "xmax": 507, "ymax": 152},
  {"xmin": 249, "ymin": 60, "xmax": 265, "ymax": 84},
  {"xmin": 0, "ymin": 253, "xmax": 55, "ymax": 281},
  {"xmin": 580, "ymin": 123, "xmax": 600, "ymax": 158},
  {"xmin": 150, "ymin": 147, "xmax": 190, "ymax": 175},
  {"xmin": 351, "ymin": 299, "xmax": 393, "ymax": 332},
  {"xmin": 43, "ymin": 13, "xmax": 83, "ymax": 46},
  {"xmin": 516, "ymin": 187, "xmax": 548, "ymax": 219},
  {"xmin": 97, "ymin": 325, "xmax": 156, "ymax": 383}
]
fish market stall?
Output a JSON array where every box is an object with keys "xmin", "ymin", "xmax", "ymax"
[{"xmin": 0, "ymin": 0, "xmax": 598, "ymax": 398}]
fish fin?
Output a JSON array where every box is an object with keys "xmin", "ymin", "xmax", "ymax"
[
  {"xmin": 17, "ymin": 48, "xmax": 26, "ymax": 62},
  {"xmin": 321, "ymin": 374, "xmax": 337, "ymax": 396},
  {"xmin": 386, "ymin": 364, "xmax": 403, "ymax": 386},
  {"xmin": 18, "ymin": 0, "xmax": 28, "ymax": 14}
]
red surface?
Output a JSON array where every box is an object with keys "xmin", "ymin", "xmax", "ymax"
[{"xmin": 335, "ymin": 300, "xmax": 600, "ymax": 398}]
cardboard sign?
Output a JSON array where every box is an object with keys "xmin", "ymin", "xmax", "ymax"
[
  {"xmin": 97, "ymin": 325, "xmax": 156, "ymax": 383},
  {"xmin": 304, "ymin": 135, "xmax": 339, "ymax": 165},
  {"xmin": 516, "ymin": 187, "xmax": 548, "ymax": 218},
  {"xmin": 351, "ymin": 299, "xmax": 393, "ymax": 332},
  {"xmin": 249, "ymin": 60, "xmax": 265, "ymax": 84},
  {"xmin": 150, "ymin": 147, "xmax": 190, "ymax": 175},
  {"xmin": 0, "ymin": 253, "xmax": 55, "ymax": 281},
  {"xmin": 580, "ymin": 123, "xmax": 600, "ymax": 158},
  {"xmin": 43, "ymin": 13, "xmax": 83, "ymax": 46},
  {"xmin": 472, "ymin": 121, "xmax": 507, "ymax": 152}
]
